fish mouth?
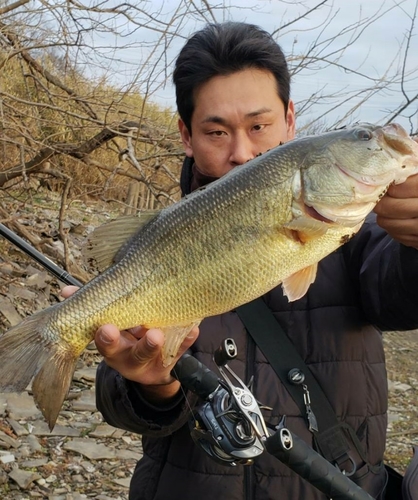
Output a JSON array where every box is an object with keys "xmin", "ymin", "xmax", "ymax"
[
  {"xmin": 304, "ymin": 204, "xmax": 334, "ymax": 223},
  {"xmin": 379, "ymin": 123, "xmax": 417, "ymax": 156},
  {"xmin": 304, "ymin": 199, "xmax": 375, "ymax": 226},
  {"xmin": 297, "ymin": 167, "xmax": 379, "ymax": 226},
  {"xmin": 336, "ymin": 164, "xmax": 383, "ymax": 193}
]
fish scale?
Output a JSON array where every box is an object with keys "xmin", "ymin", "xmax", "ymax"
[{"xmin": 0, "ymin": 122, "xmax": 418, "ymax": 430}]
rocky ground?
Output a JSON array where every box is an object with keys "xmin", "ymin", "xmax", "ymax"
[
  {"xmin": 384, "ymin": 330, "xmax": 418, "ymax": 472},
  {"xmin": 0, "ymin": 192, "xmax": 417, "ymax": 499}
]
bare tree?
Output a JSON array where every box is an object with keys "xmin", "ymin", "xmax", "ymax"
[
  {"xmin": 273, "ymin": 0, "xmax": 418, "ymax": 134},
  {"xmin": 0, "ymin": 0, "xmax": 417, "ymax": 276},
  {"xmin": 0, "ymin": 0, "xmax": 207, "ymax": 206},
  {"xmin": 0, "ymin": 1, "xmax": 417, "ymax": 194}
]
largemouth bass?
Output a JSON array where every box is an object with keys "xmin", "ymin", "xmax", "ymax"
[{"xmin": 0, "ymin": 123, "xmax": 417, "ymax": 430}]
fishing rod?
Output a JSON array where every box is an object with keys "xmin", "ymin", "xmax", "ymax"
[{"xmin": 0, "ymin": 222, "xmax": 83, "ymax": 287}]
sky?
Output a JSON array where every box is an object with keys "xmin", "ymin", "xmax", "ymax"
[{"xmin": 88, "ymin": 0, "xmax": 418, "ymax": 133}]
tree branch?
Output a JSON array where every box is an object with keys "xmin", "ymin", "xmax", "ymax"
[
  {"xmin": 0, "ymin": 0, "xmax": 30, "ymax": 16},
  {"xmin": 0, "ymin": 121, "xmax": 153, "ymax": 187}
]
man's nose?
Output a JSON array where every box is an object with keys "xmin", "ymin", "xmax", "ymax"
[{"xmin": 229, "ymin": 133, "xmax": 255, "ymax": 166}]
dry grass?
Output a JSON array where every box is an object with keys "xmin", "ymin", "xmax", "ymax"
[{"xmin": 0, "ymin": 50, "xmax": 184, "ymax": 212}]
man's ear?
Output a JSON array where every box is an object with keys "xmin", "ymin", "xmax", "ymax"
[
  {"xmin": 178, "ymin": 119, "xmax": 193, "ymax": 158},
  {"xmin": 286, "ymin": 99, "xmax": 296, "ymax": 140}
]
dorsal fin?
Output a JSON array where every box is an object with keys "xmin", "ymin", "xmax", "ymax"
[{"xmin": 82, "ymin": 211, "xmax": 160, "ymax": 272}]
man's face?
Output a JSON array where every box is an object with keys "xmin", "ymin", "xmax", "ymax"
[{"xmin": 178, "ymin": 67, "xmax": 296, "ymax": 178}]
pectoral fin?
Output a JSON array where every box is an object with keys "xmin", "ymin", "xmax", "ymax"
[{"xmin": 282, "ymin": 263, "xmax": 318, "ymax": 302}]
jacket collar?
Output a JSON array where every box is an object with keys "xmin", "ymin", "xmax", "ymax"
[{"xmin": 180, "ymin": 157, "xmax": 219, "ymax": 196}]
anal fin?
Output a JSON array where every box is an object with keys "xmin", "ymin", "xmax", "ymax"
[{"xmin": 160, "ymin": 322, "xmax": 201, "ymax": 367}]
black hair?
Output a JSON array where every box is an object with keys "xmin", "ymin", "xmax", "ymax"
[{"xmin": 173, "ymin": 21, "xmax": 291, "ymax": 134}]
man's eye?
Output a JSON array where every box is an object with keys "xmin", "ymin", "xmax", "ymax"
[
  {"xmin": 252, "ymin": 124, "xmax": 265, "ymax": 131},
  {"xmin": 209, "ymin": 130, "xmax": 226, "ymax": 136}
]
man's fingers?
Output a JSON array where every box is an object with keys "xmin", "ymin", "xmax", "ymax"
[
  {"xmin": 178, "ymin": 326, "xmax": 200, "ymax": 356},
  {"xmin": 385, "ymin": 174, "xmax": 418, "ymax": 199},
  {"xmin": 60, "ymin": 285, "xmax": 80, "ymax": 298},
  {"xmin": 130, "ymin": 328, "xmax": 165, "ymax": 364},
  {"xmin": 95, "ymin": 324, "xmax": 126, "ymax": 357},
  {"xmin": 145, "ymin": 328, "xmax": 165, "ymax": 348},
  {"xmin": 375, "ymin": 197, "xmax": 418, "ymax": 219}
]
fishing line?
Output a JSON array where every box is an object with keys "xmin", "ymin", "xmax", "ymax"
[{"xmin": 171, "ymin": 366, "xmax": 200, "ymax": 425}]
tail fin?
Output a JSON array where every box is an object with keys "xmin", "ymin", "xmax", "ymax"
[{"xmin": 0, "ymin": 306, "xmax": 78, "ymax": 430}]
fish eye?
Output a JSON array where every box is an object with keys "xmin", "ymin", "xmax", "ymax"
[{"xmin": 355, "ymin": 129, "xmax": 373, "ymax": 141}]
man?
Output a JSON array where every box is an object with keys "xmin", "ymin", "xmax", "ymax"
[{"xmin": 64, "ymin": 22, "xmax": 418, "ymax": 499}]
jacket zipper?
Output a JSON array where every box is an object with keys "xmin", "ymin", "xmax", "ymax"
[{"xmin": 244, "ymin": 334, "xmax": 257, "ymax": 500}]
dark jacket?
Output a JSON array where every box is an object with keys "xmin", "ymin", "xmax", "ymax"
[{"xmin": 96, "ymin": 158, "xmax": 418, "ymax": 500}]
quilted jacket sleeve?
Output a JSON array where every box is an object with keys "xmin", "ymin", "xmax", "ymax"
[
  {"xmin": 95, "ymin": 360, "xmax": 197, "ymax": 436},
  {"xmin": 343, "ymin": 213, "xmax": 418, "ymax": 330}
]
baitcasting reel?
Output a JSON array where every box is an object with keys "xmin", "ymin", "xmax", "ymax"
[
  {"xmin": 171, "ymin": 339, "xmax": 374, "ymax": 500},
  {"xmin": 182, "ymin": 338, "xmax": 269, "ymax": 466}
]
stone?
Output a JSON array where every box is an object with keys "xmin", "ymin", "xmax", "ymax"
[
  {"xmin": 89, "ymin": 424, "xmax": 118, "ymax": 438},
  {"xmin": 115, "ymin": 449, "xmax": 142, "ymax": 461},
  {"xmin": 388, "ymin": 380, "xmax": 412, "ymax": 392},
  {"xmin": 112, "ymin": 477, "xmax": 131, "ymax": 488},
  {"xmin": 8, "ymin": 467, "xmax": 41, "ymax": 489},
  {"xmin": 26, "ymin": 433, "xmax": 43, "ymax": 453},
  {"xmin": 21, "ymin": 458, "xmax": 48, "ymax": 467},
  {"xmin": 6, "ymin": 392, "xmax": 42, "ymax": 420},
  {"xmin": 0, "ymin": 451, "xmax": 15, "ymax": 463},
  {"xmin": 0, "ymin": 297, "xmax": 22, "ymax": 325},
  {"xmin": 0, "ymin": 430, "xmax": 19, "ymax": 449},
  {"xmin": 73, "ymin": 367, "xmax": 97, "ymax": 383},
  {"xmin": 25, "ymin": 269, "xmax": 49, "ymax": 289},
  {"xmin": 63, "ymin": 438, "xmax": 116, "ymax": 460},
  {"xmin": 30, "ymin": 420, "xmax": 81, "ymax": 437},
  {"xmin": 70, "ymin": 390, "xmax": 96, "ymax": 412},
  {"xmin": 7, "ymin": 284, "xmax": 37, "ymax": 301},
  {"xmin": 80, "ymin": 460, "xmax": 95, "ymax": 473},
  {"xmin": 7, "ymin": 418, "xmax": 30, "ymax": 436}
]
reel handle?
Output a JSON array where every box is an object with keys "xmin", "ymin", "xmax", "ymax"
[
  {"xmin": 265, "ymin": 427, "xmax": 374, "ymax": 500},
  {"xmin": 171, "ymin": 353, "xmax": 220, "ymax": 399}
]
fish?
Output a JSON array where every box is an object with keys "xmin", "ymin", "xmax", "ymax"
[{"xmin": 0, "ymin": 122, "xmax": 418, "ymax": 430}]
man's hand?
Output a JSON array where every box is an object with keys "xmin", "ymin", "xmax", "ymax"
[
  {"xmin": 61, "ymin": 286, "xmax": 199, "ymax": 403},
  {"xmin": 374, "ymin": 173, "xmax": 418, "ymax": 249}
]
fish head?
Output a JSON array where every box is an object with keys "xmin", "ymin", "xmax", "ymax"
[{"xmin": 295, "ymin": 123, "xmax": 418, "ymax": 226}]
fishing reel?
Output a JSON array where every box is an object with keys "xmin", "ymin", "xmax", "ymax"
[
  {"xmin": 171, "ymin": 340, "xmax": 374, "ymax": 500},
  {"xmin": 172, "ymin": 338, "xmax": 270, "ymax": 466}
]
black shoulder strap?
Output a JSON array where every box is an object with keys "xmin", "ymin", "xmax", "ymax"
[
  {"xmin": 236, "ymin": 297, "xmax": 356, "ymax": 469},
  {"xmin": 236, "ymin": 298, "xmax": 338, "ymax": 430}
]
